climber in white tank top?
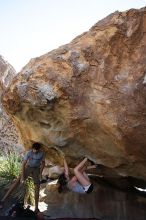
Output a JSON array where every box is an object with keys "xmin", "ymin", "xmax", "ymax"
[{"xmin": 58, "ymin": 157, "xmax": 95, "ymax": 194}]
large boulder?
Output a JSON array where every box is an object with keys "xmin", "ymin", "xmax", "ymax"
[
  {"xmin": 2, "ymin": 8, "xmax": 146, "ymax": 182},
  {"xmin": 0, "ymin": 56, "xmax": 22, "ymax": 154}
]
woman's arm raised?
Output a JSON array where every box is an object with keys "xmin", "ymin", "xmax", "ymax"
[{"xmin": 63, "ymin": 158, "xmax": 69, "ymax": 179}]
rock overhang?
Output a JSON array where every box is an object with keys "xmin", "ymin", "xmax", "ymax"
[{"xmin": 2, "ymin": 8, "xmax": 146, "ymax": 187}]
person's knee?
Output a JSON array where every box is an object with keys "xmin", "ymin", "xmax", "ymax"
[{"xmin": 74, "ymin": 167, "xmax": 79, "ymax": 174}]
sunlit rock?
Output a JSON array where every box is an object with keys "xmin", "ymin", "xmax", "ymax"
[
  {"xmin": 2, "ymin": 8, "xmax": 146, "ymax": 183},
  {"xmin": 0, "ymin": 56, "xmax": 22, "ymax": 153},
  {"xmin": 39, "ymin": 178, "xmax": 146, "ymax": 219}
]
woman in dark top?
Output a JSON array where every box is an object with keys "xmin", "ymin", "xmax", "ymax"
[{"xmin": 58, "ymin": 157, "xmax": 95, "ymax": 194}]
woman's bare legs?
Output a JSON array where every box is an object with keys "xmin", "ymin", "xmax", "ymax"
[
  {"xmin": 82, "ymin": 171, "xmax": 90, "ymax": 181},
  {"xmin": 74, "ymin": 158, "xmax": 88, "ymax": 170},
  {"xmin": 73, "ymin": 158, "xmax": 91, "ymax": 187}
]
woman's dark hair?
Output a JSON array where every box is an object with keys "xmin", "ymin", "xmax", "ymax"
[
  {"xmin": 32, "ymin": 142, "xmax": 42, "ymax": 150},
  {"xmin": 58, "ymin": 173, "xmax": 67, "ymax": 193}
]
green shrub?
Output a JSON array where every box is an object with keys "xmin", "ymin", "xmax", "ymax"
[
  {"xmin": 0, "ymin": 152, "xmax": 21, "ymax": 181},
  {"xmin": 0, "ymin": 152, "xmax": 35, "ymax": 205}
]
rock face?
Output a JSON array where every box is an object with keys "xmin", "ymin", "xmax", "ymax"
[
  {"xmin": 2, "ymin": 8, "xmax": 146, "ymax": 183},
  {"xmin": 0, "ymin": 55, "xmax": 16, "ymax": 89},
  {"xmin": 40, "ymin": 179, "xmax": 146, "ymax": 219},
  {"xmin": 0, "ymin": 56, "xmax": 22, "ymax": 154}
]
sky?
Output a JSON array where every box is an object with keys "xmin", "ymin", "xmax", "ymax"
[{"xmin": 0, "ymin": 0, "xmax": 146, "ymax": 72}]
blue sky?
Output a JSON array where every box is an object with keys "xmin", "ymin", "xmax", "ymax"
[{"xmin": 0, "ymin": 0, "xmax": 146, "ymax": 72}]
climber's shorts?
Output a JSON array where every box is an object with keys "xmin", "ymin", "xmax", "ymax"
[
  {"xmin": 84, "ymin": 183, "xmax": 94, "ymax": 193},
  {"xmin": 24, "ymin": 166, "xmax": 40, "ymax": 184}
]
